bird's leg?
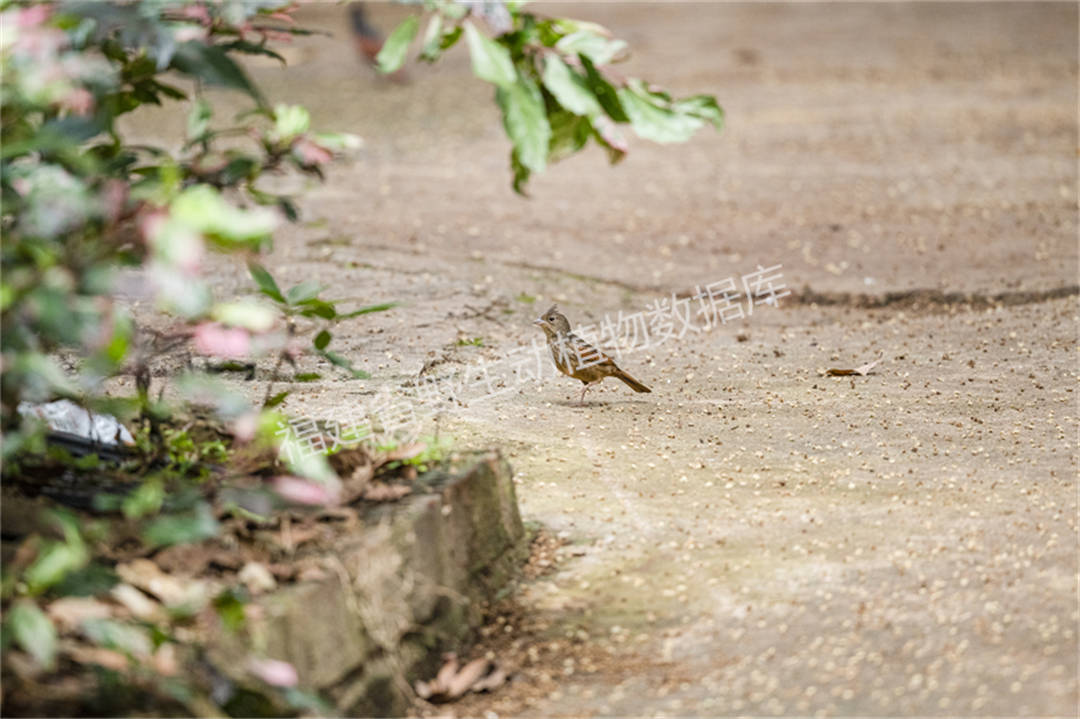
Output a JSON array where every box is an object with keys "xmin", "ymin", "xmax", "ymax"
[{"xmin": 579, "ymin": 383, "xmax": 589, "ymax": 406}]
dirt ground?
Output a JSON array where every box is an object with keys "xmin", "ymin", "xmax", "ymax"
[{"xmin": 127, "ymin": 2, "xmax": 1077, "ymax": 716}]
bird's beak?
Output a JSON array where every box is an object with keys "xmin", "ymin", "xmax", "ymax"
[{"xmin": 532, "ymin": 318, "xmax": 545, "ymax": 327}]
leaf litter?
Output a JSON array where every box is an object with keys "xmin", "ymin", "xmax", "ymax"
[
  {"xmin": 2, "ymin": 409, "xmax": 448, "ymax": 714},
  {"xmin": 415, "ymin": 652, "xmax": 509, "ymax": 702}
]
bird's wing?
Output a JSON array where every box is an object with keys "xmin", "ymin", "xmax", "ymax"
[{"xmin": 566, "ymin": 333, "xmax": 618, "ymax": 369}]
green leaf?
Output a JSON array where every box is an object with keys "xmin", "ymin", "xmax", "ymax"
[
  {"xmin": 285, "ymin": 280, "xmax": 325, "ymax": 306},
  {"xmin": 7, "ymin": 600, "xmax": 56, "ymax": 670},
  {"xmin": 313, "ymin": 329, "xmax": 332, "ymax": 350},
  {"xmin": 337, "ymin": 301, "xmax": 398, "ymax": 319},
  {"xmin": 272, "ymin": 104, "xmax": 310, "ymax": 144},
  {"xmin": 617, "ymin": 81, "xmax": 704, "ymax": 143},
  {"xmin": 294, "ymin": 372, "xmax": 321, "ymax": 382},
  {"xmin": 186, "ymin": 98, "xmax": 212, "ymax": 142},
  {"xmin": 170, "ymin": 185, "xmax": 278, "ymax": 247},
  {"xmin": 24, "ymin": 544, "xmax": 86, "ymax": 594},
  {"xmin": 52, "ymin": 563, "xmax": 119, "ymax": 598},
  {"xmin": 222, "ymin": 39, "xmax": 286, "ymax": 65},
  {"xmin": 212, "ymin": 300, "xmax": 276, "ymax": 332},
  {"xmin": 439, "ymin": 1, "xmax": 469, "ymax": 20},
  {"xmin": 671, "ymin": 94, "xmax": 725, "ymax": 130},
  {"xmin": 143, "ymin": 503, "xmax": 219, "ymax": 549},
  {"xmin": 311, "ymin": 132, "xmax": 361, "ymax": 152},
  {"xmin": 541, "ymin": 56, "xmax": 603, "ymax": 117},
  {"xmin": 213, "ymin": 589, "xmax": 247, "ymax": 633},
  {"xmin": 419, "ymin": 14, "xmax": 443, "ymax": 62},
  {"xmin": 90, "ymin": 312, "xmax": 133, "ymax": 371},
  {"xmin": 510, "ymin": 151, "xmax": 530, "ymax": 196},
  {"xmin": 464, "ymin": 21, "xmax": 516, "ymax": 87},
  {"xmin": 439, "ymin": 25, "xmax": 463, "ymax": 51},
  {"xmin": 24, "ymin": 518, "xmax": 89, "ymax": 596},
  {"xmin": 170, "ymin": 41, "xmax": 265, "ymax": 106},
  {"xmin": 297, "ymin": 300, "xmax": 337, "ymax": 320},
  {"xmin": 248, "ymin": 262, "xmax": 285, "ymax": 303},
  {"xmin": 278, "ymin": 196, "xmax": 299, "ymax": 222},
  {"xmin": 81, "ymin": 618, "xmax": 152, "ymax": 657},
  {"xmin": 377, "ymin": 15, "xmax": 419, "ymax": 73},
  {"xmin": 264, "ymin": 391, "xmax": 290, "ymax": 409},
  {"xmin": 153, "ymin": 80, "xmax": 187, "ymax": 100},
  {"xmin": 496, "ymin": 74, "xmax": 551, "ymax": 173},
  {"xmin": 220, "ymin": 155, "xmax": 259, "ymax": 184},
  {"xmin": 555, "ymin": 31, "xmax": 627, "ymax": 65},
  {"xmin": 317, "ymin": 349, "xmax": 370, "ymax": 379},
  {"xmin": 283, "ymin": 688, "xmax": 333, "ymax": 716},
  {"xmin": 548, "ymin": 110, "xmax": 591, "ymax": 162},
  {"xmin": 122, "ymin": 477, "xmax": 165, "ymax": 520},
  {"xmin": 549, "ymin": 18, "xmax": 614, "ymax": 41},
  {"xmin": 578, "ymin": 54, "xmax": 628, "ymax": 123}
]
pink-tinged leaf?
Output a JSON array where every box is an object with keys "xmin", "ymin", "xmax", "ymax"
[
  {"xmin": 267, "ymin": 10, "xmax": 297, "ymax": 25},
  {"xmin": 231, "ymin": 412, "xmax": 259, "ymax": 442},
  {"xmin": 248, "ymin": 657, "xmax": 298, "ymax": 687},
  {"xmin": 272, "ymin": 475, "xmax": 339, "ymax": 506},
  {"xmin": 138, "ymin": 209, "xmax": 167, "ymax": 242},
  {"xmin": 262, "ymin": 29, "xmax": 294, "ymax": 44},
  {"xmin": 593, "ymin": 115, "xmax": 629, "ymax": 155},
  {"xmin": 100, "ymin": 180, "xmax": 129, "ymax": 224},
  {"xmin": 60, "ymin": 87, "xmax": 94, "ymax": 115},
  {"xmin": 17, "ymin": 5, "xmax": 50, "ymax": 27},
  {"xmin": 193, "ymin": 323, "xmax": 251, "ymax": 359},
  {"xmin": 180, "ymin": 4, "xmax": 211, "ymax": 24},
  {"xmin": 141, "ymin": 211, "xmax": 204, "ymax": 274},
  {"xmin": 292, "ymin": 138, "xmax": 333, "ymax": 166}
]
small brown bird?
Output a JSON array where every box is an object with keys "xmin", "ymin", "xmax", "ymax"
[{"xmin": 533, "ymin": 305, "xmax": 651, "ymax": 404}]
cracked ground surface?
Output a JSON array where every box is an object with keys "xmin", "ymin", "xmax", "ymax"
[{"xmin": 123, "ymin": 2, "xmax": 1077, "ymax": 715}]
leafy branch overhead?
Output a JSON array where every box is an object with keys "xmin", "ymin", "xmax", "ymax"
[
  {"xmin": 378, "ymin": 1, "xmax": 725, "ymax": 193},
  {"xmin": 0, "ymin": 0, "xmax": 382, "ymax": 445}
]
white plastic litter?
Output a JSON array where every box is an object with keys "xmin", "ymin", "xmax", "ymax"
[{"xmin": 17, "ymin": 399, "xmax": 135, "ymax": 446}]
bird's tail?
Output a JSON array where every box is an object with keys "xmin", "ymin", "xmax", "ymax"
[{"xmin": 614, "ymin": 369, "xmax": 651, "ymax": 393}]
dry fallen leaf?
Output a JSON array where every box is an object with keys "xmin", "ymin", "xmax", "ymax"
[
  {"xmin": 327, "ymin": 446, "xmax": 374, "ymax": 477},
  {"xmin": 238, "ymin": 561, "xmax": 277, "ymax": 595},
  {"xmin": 152, "ymin": 642, "xmax": 179, "ymax": 676},
  {"xmin": 110, "ymin": 583, "xmax": 165, "ymax": 622},
  {"xmin": 471, "ymin": 666, "xmax": 507, "ymax": 693},
  {"xmin": 328, "ymin": 442, "xmax": 424, "ymax": 504},
  {"xmin": 414, "ymin": 653, "xmax": 508, "ymax": 702},
  {"xmin": 115, "ymin": 559, "xmax": 211, "ymax": 611},
  {"xmin": 65, "ymin": 644, "xmax": 129, "ymax": 672},
  {"xmin": 47, "ymin": 597, "xmax": 113, "ymax": 631},
  {"xmin": 825, "ymin": 358, "xmax": 880, "ymax": 376},
  {"xmin": 435, "ymin": 653, "xmax": 460, "ymax": 687},
  {"xmin": 362, "ymin": 481, "xmax": 413, "ymax": 502},
  {"xmin": 444, "ymin": 657, "xmax": 492, "ymax": 699}
]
